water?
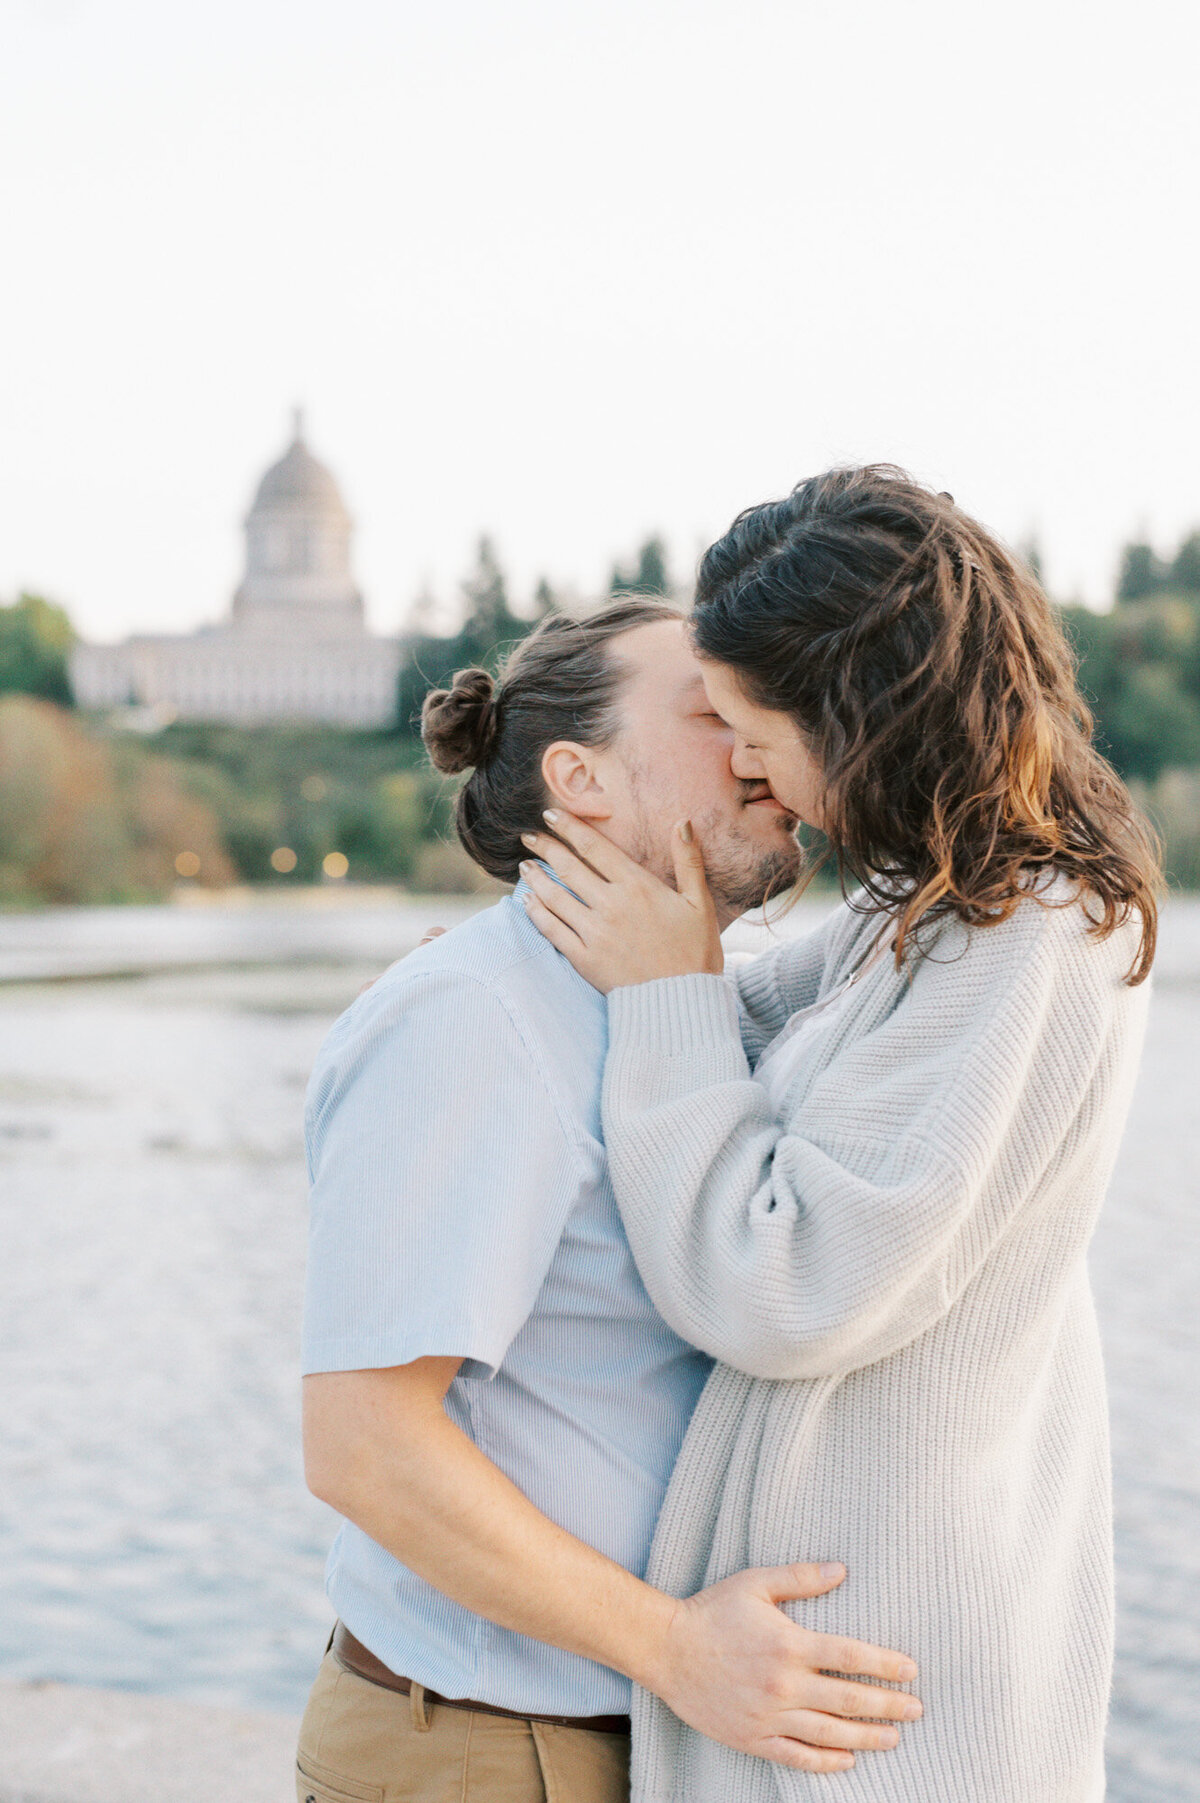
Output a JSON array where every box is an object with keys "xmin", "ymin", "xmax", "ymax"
[
  {"xmin": 0, "ymin": 896, "xmax": 1196, "ymax": 1798},
  {"xmin": 0, "ymin": 889, "xmax": 488, "ymax": 983}
]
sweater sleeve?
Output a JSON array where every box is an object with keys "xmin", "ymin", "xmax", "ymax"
[
  {"xmin": 730, "ymin": 903, "xmax": 845, "ymax": 1046},
  {"xmin": 603, "ymin": 901, "xmax": 1137, "ymax": 1379}
]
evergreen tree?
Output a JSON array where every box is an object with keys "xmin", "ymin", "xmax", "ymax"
[
  {"xmin": 532, "ymin": 577, "xmax": 557, "ymax": 617},
  {"xmin": 459, "ymin": 536, "xmax": 521, "ymax": 651},
  {"xmin": 1064, "ymin": 593, "xmax": 1200, "ymax": 781},
  {"xmin": 395, "ymin": 539, "xmax": 534, "ymax": 737},
  {"xmin": 1017, "ymin": 537, "xmax": 1044, "ymax": 584},
  {"xmin": 1110, "ymin": 665, "xmax": 1200, "ymax": 781},
  {"xmin": 633, "ymin": 536, "xmax": 670, "ymax": 596},
  {"xmin": 1170, "ymin": 531, "xmax": 1200, "ymax": 595},
  {"xmin": 610, "ymin": 535, "xmax": 670, "ymax": 597},
  {"xmin": 1116, "ymin": 541, "xmax": 1168, "ymax": 602}
]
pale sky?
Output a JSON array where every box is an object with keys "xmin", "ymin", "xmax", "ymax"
[{"xmin": 2, "ymin": 0, "xmax": 1197, "ymax": 642}]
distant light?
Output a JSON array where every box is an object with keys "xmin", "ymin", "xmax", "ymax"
[
  {"xmin": 174, "ymin": 850, "xmax": 201, "ymax": 878},
  {"xmin": 271, "ymin": 846, "xmax": 298, "ymax": 874},
  {"xmin": 301, "ymin": 774, "xmax": 328, "ymax": 802},
  {"xmin": 322, "ymin": 851, "xmax": 349, "ymax": 880}
]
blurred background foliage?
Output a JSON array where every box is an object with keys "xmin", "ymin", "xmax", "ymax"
[
  {"xmin": 3, "ymin": 527, "xmax": 1200, "ymax": 904},
  {"xmin": 1058, "ymin": 528, "xmax": 1200, "ymax": 889},
  {"xmin": 0, "ymin": 592, "xmax": 75, "ymax": 706}
]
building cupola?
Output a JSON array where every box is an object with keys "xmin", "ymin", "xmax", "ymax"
[{"xmin": 232, "ymin": 409, "xmax": 364, "ymax": 632}]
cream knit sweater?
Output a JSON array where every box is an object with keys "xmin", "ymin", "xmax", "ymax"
[{"xmin": 603, "ymin": 886, "xmax": 1149, "ymax": 1803}]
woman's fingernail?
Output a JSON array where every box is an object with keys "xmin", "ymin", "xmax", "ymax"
[
  {"xmin": 820, "ymin": 1562, "xmax": 845, "ymax": 1580},
  {"xmin": 678, "ymin": 819, "xmax": 693, "ymax": 843},
  {"xmin": 543, "ymin": 809, "xmax": 559, "ymax": 824},
  {"xmin": 903, "ymin": 1696, "xmax": 922, "ymax": 1716},
  {"xmin": 520, "ymin": 832, "xmax": 537, "ymax": 846},
  {"xmin": 518, "ymin": 860, "xmax": 532, "ymax": 876}
]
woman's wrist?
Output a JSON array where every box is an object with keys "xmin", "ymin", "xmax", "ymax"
[{"xmin": 607, "ymin": 970, "xmax": 746, "ymax": 1068}]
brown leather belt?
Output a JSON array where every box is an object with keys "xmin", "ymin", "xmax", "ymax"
[{"xmin": 331, "ymin": 1622, "xmax": 631, "ymax": 1736}]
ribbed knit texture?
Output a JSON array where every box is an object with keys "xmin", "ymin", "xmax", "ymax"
[{"xmin": 604, "ymin": 887, "xmax": 1149, "ymax": 1803}]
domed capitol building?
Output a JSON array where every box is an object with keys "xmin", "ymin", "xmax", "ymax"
[{"xmin": 70, "ymin": 415, "xmax": 403, "ymax": 727}]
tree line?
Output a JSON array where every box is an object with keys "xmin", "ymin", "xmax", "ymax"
[
  {"xmin": 0, "ymin": 537, "xmax": 673, "ymax": 904},
  {"xmin": 2, "ymin": 526, "xmax": 1200, "ymax": 904}
]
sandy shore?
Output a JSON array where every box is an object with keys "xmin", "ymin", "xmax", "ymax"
[{"xmin": 0, "ymin": 1683, "xmax": 300, "ymax": 1803}]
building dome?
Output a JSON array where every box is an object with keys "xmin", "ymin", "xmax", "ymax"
[
  {"xmin": 232, "ymin": 410, "xmax": 363, "ymax": 632},
  {"xmin": 68, "ymin": 407, "xmax": 403, "ymax": 729},
  {"xmin": 249, "ymin": 414, "xmax": 350, "ymax": 521}
]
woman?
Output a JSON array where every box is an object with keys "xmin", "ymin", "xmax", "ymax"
[{"xmin": 520, "ymin": 466, "xmax": 1158, "ymax": 1802}]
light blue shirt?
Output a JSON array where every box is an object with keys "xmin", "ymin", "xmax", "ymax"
[{"xmin": 302, "ymin": 884, "xmax": 713, "ymax": 1715}]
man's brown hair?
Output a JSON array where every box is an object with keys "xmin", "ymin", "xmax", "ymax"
[{"xmin": 422, "ymin": 597, "xmax": 684, "ymax": 882}]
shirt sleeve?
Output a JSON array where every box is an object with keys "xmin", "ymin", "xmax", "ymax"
[{"xmin": 301, "ymin": 966, "xmax": 590, "ymax": 1378}]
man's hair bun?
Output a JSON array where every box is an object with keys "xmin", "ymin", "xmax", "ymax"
[{"xmin": 421, "ymin": 667, "xmax": 500, "ymax": 774}]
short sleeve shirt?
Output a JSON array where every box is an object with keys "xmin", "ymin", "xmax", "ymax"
[{"xmin": 302, "ymin": 886, "xmax": 712, "ymax": 1715}]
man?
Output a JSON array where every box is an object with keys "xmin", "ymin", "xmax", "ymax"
[{"xmin": 298, "ymin": 600, "xmax": 919, "ymax": 1803}]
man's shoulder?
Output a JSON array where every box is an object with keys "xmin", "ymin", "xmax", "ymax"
[
  {"xmin": 306, "ymin": 890, "xmax": 607, "ymax": 1149},
  {"xmin": 378, "ymin": 890, "xmax": 594, "ymax": 1008},
  {"xmin": 318, "ymin": 892, "xmax": 604, "ymax": 1067}
]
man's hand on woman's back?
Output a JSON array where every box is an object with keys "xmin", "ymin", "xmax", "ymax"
[
  {"xmin": 305, "ymin": 1361, "xmax": 920, "ymax": 1774},
  {"xmin": 647, "ymin": 1562, "xmax": 921, "ymax": 1774}
]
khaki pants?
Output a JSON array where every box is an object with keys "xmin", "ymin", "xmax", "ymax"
[{"xmin": 296, "ymin": 1651, "xmax": 631, "ymax": 1803}]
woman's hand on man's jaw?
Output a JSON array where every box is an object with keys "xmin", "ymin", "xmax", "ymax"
[
  {"xmin": 358, "ymin": 807, "xmax": 727, "ymax": 998},
  {"xmin": 518, "ymin": 810, "xmax": 724, "ymax": 995}
]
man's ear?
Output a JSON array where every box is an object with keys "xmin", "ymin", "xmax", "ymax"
[{"xmin": 541, "ymin": 741, "xmax": 614, "ymax": 820}]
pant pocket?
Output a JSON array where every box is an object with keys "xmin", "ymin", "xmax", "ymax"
[{"xmin": 296, "ymin": 1750, "xmax": 385, "ymax": 1803}]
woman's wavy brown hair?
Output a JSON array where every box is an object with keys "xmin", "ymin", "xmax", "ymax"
[{"xmin": 692, "ymin": 465, "xmax": 1160, "ymax": 983}]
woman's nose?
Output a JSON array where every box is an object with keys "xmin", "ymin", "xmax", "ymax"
[{"xmin": 730, "ymin": 743, "xmax": 764, "ymax": 781}]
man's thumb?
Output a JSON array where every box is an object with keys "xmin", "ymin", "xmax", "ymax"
[
  {"xmin": 764, "ymin": 1561, "xmax": 847, "ymax": 1603},
  {"xmin": 671, "ymin": 820, "xmax": 711, "ymax": 907}
]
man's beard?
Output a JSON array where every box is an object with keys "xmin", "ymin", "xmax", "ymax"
[
  {"xmin": 695, "ymin": 807, "xmax": 804, "ymax": 915},
  {"xmin": 627, "ymin": 778, "xmax": 804, "ymax": 917}
]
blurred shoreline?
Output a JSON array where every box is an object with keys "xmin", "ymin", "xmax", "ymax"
[
  {"xmin": 0, "ymin": 883, "xmax": 845, "ymax": 985},
  {"xmin": 0, "ymin": 1680, "xmax": 298, "ymax": 1803},
  {"xmin": 0, "ymin": 886, "xmax": 492, "ymax": 985},
  {"xmin": 3, "ymin": 883, "xmax": 1197, "ymax": 987}
]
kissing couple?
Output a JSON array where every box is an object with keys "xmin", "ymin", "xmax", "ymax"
[{"xmin": 297, "ymin": 465, "xmax": 1156, "ymax": 1803}]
